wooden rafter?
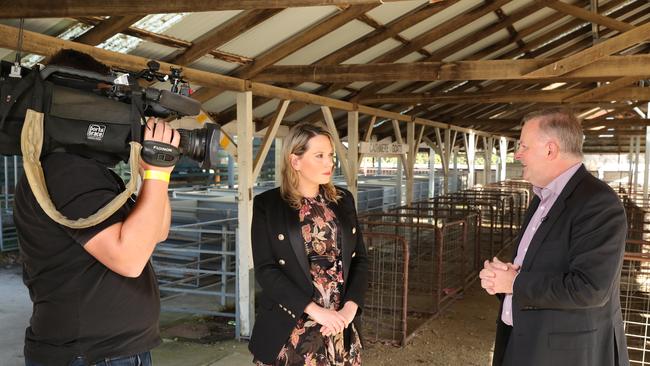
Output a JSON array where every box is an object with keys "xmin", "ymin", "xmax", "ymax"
[
  {"xmin": 191, "ymin": 4, "xmax": 378, "ymax": 103},
  {"xmin": 564, "ymin": 76, "xmax": 643, "ymax": 103},
  {"xmin": 359, "ymin": 88, "xmax": 650, "ymax": 104},
  {"xmin": 523, "ymin": 21, "xmax": 650, "ymax": 78},
  {"xmin": 76, "ymin": 15, "xmax": 145, "ymax": 45},
  {"xmin": 254, "ymin": 55, "xmax": 650, "ymax": 83},
  {"xmin": 372, "ymin": 0, "xmax": 512, "ymax": 64},
  {"xmin": 171, "ymin": 9, "xmax": 281, "ymax": 66},
  {"xmin": 0, "ymin": 0, "xmax": 415, "ymax": 18},
  {"xmin": 536, "ymin": 0, "xmax": 634, "ymax": 32}
]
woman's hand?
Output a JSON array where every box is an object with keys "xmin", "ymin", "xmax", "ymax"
[
  {"xmin": 305, "ymin": 302, "xmax": 347, "ymax": 336},
  {"xmin": 338, "ymin": 301, "xmax": 358, "ymax": 327},
  {"xmin": 320, "ymin": 301, "xmax": 359, "ymax": 336}
]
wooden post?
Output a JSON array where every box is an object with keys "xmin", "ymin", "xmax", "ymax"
[
  {"xmin": 500, "ymin": 137, "xmax": 508, "ymax": 182},
  {"xmin": 428, "ymin": 147, "xmax": 436, "ymax": 198},
  {"xmin": 236, "ymin": 91, "xmax": 254, "ymax": 339},
  {"xmin": 347, "ymin": 111, "xmax": 359, "ymax": 204},
  {"xmin": 406, "ymin": 121, "xmax": 415, "ymax": 205}
]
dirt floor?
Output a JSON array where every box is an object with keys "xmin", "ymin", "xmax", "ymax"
[
  {"xmin": 2, "ymin": 250, "xmax": 500, "ymax": 365},
  {"xmin": 363, "ymin": 280, "xmax": 500, "ymax": 366}
]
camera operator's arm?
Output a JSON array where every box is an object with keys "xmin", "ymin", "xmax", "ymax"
[{"xmin": 84, "ymin": 118, "xmax": 179, "ymax": 278}]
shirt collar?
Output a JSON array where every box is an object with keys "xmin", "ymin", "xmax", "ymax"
[{"xmin": 533, "ymin": 162, "xmax": 582, "ymax": 200}]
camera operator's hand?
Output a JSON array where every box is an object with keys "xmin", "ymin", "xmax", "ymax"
[
  {"xmin": 85, "ymin": 117, "xmax": 179, "ymax": 278},
  {"xmin": 141, "ymin": 117, "xmax": 180, "ymax": 173}
]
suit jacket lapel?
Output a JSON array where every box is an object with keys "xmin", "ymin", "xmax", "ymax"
[
  {"xmin": 284, "ymin": 203, "xmax": 311, "ymax": 281},
  {"xmin": 329, "ymin": 198, "xmax": 353, "ymax": 282},
  {"xmin": 521, "ymin": 165, "xmax": 588, "ymax": 270}
]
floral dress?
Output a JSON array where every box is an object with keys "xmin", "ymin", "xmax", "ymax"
[{"xmin": 257, "ymin": 194, "xmax": 362, "ymax": 366}]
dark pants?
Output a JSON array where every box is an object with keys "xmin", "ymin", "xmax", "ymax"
[
  {"xmin": 26, "ymin": 351, "xmax": 152, "ymax": 366},
  {"xmin": 493, "ymin": 321, "xmax": 513, "ymax": 366}
]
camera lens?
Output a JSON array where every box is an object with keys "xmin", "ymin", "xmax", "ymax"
[{"xmin": 177, "ymin": 128, "xmax": 206, "ymax": 162}]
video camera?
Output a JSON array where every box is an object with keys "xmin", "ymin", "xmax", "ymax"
[{"xmin": 0, "ymin": 59, "xmax": 220, "ymax": 169}]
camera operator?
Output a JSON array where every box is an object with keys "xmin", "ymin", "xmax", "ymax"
[{"xmin": 13, "ymin": 50, "xmax": 179, "ymax": 366}]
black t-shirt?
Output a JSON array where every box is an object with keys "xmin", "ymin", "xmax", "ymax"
[{"xmin": 13, "ymin": 153, "xmax": 161, "ymax": 366}]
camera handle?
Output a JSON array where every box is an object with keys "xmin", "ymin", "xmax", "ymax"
[{"xmin": 21, "ymin": 109, "xmax": 143, "ymax": 229}]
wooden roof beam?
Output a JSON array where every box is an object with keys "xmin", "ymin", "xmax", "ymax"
[
  {"xmin": 254, "ymin": 54, "xmax": 650, "ymax": 83},
  {"xmin": 359, "ymin": 88, "xmax": 650, "ymax": 104},
  {"xmin": 564, "ymin": 76, "xmax": 644, "ymax": 103},
  {"xmin": 524, "ymin": 21, "xmax": 650, "ymax": 78},
  {"xmin": 372, "ymin": 0, "xmax": 513, "ymax": 64},
  {"xmin": 214, "ymin": 1, "xmax": 456, "ymax": 126},
  {"xmin": 0, "ymin": 0, "xmax": 416, "ymax": 18},
  {"xmin": 191, "ymin": 4, "xmax": 378, "ymax": 103},
  {"xmin": 170, "ymin": 9, "xmax": 281, "ymax": 66},
  {"xmin": 75, "ymin": 15, "xmax": 145, "ymax": 45},
  {"xmin": 536, "ymin": 0, "xmax": 634, "ymax": 32}
]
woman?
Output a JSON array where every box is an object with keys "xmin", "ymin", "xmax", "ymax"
[{"xmin": 249, "ymin": 122, "xmax": 368, "ymax": 365}]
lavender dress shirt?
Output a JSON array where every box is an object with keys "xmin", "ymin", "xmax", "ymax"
[{"xmin": 501, "ymin": 162, "xmax": 582, "ymax": 326}]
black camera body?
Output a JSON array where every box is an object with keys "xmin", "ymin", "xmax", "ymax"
[{"xmin": 0, "ymin": 60, "xmax": 220, "ymax": 169}]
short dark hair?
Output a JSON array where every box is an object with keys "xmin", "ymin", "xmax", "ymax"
[{"xmin": 48, "ymin": 49, "xmax": 110, "ymax": 75}]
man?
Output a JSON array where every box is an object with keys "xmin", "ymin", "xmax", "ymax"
[
  {"xmin": 480, "ymin": 109, "xmax": 628, "ymax": 366},
  {"xmin": 14, "ymin": 51, "xmax": 179, "ymax": 366}
]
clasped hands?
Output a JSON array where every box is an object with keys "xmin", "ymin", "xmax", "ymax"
[
  {"xmin": 305, "ymin": 301, "xmax": 357, "ymax": 336},
  {"xmin": 480, "ymin": 257, "xmax": 520, "ymax": 295}
]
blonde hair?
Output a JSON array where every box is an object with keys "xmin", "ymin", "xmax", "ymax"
[
  {"xmin": 522, "ymin": 108, "xmax": 584, "ymax": 157},
  {"xmin": 280, "ymin": 122, "xmax": 341, "ymax": 209}
]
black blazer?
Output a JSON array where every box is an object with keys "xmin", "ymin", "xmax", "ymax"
[
  {"xmin": 248, "ymin": 186, "xmax": 368, "ymax": 364},
  {"xmin": 494, "ymin": 165, "xmax": 629, "ymax": 366}
]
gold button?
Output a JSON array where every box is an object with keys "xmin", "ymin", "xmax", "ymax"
[
  {"xmin": 352, "ymin": 227, "xmax": 356, "ymax": 234},
  {"xmin": 278, "ymin": 234, "xmax": 285, "ymax": 240},
  {"xmin": 292, "ymin": 314, "xmax": 296, "ymax": 319},
  {"xmin": 352, "ymin": 251, "xmax": 356, "ymax": 258},
  {"xmin": 278, "ymin": 259, "xmax": 286, "ymax": 266}
]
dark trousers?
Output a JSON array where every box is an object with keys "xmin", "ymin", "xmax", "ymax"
[
  {"xmin": 26, "ymin": 351, "xmax": 152, "ymax": 366},
  {"xmin": 493, "ymin": 322, "xmax": 513, "ymax": 366}
]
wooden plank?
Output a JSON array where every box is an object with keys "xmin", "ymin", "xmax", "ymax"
[
  {"xmin": 347, "ymin": 111, "xmax": 359, "ymax": 201},
  {"xmin": 0, "ymin": 24, "xmax": 247, "ymax": 91},
  {"xmin": 316, "ymin": 1, "xmax": 456, "ymax": 66},
  {"xmin": 75, "ymin": 15, "xmax": 144, "ymax": 45},
  {"xmin": 211, "ymin": 1, "xmax": 456, "ymax": 127},
  {"xmin": 372, "ymin": 0, "xmax": 513, "ymax": 64},
  {"xmin": 524, "ymin": 21, "xmax": 650, "ymax": 78},
  {"xmin": 254, "ymin": 54, "xmax": 650, "ymax": 83},
  {"xmin": 392, "ymin": 120, "xmax": 410, "ymax": 179},
  {"xmin": 322, "ymin": 107, "xmax": 351, "ymax": 180},
  {"xmin": 357, "ymin": 116, "xmax": 376, "ymax": 170},
  {"xmin": 172, "ymin": 9, "xmax": 282, "ymax": 66},
  {"xmin": 0, "ymin": 0, "xmax": 414, "ymax": 18},
  {"xmin": 0, "ymin": 23, "xmax": 515, "ymax": 143},
  {"xmin": 252, "ymin": 100, "xmax": 290, "ymax": 182},
  {"xmin": 235, "ymin": 91, "xmax": 254, "ymax": 338},
  {"xmin": 564, "ymin": 76, "xmax": 643, "ymax": 103},
  {"xmin": 537, "ymin": 0, "xmax": 633, "ymax": 32},
  {"xmin": 359, "ymin": 87, "xmax": 650, "ymax": 104},
  {"xmin": 191, "ymin": 4, "xmax": 378, "ymax": 103}
]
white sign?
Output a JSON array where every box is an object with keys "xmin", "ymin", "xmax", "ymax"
[{"xmin": 359, "ymin": 141, "xmax": 408, "ymax": 156}]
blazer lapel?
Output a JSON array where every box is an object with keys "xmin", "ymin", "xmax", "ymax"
[
  {"xmin": 521, "ymin": 165, "xmax": 588, "ymax": 270},
  {"xmin": 329, "ymin": 199, "xmax": 353, "ymax": 282},
  {"xmin": 284, "ymin": 203, "xmax": 311, "ymax": 282}
]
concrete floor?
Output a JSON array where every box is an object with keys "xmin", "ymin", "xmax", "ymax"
[{"xmin": 0, "ymin": 265, "xmax": 250, "ymax": 366}]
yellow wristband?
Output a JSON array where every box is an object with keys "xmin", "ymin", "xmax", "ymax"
[{"xmin": 143, "ymin": 170, "xmax": 170, "ymax": 183}]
